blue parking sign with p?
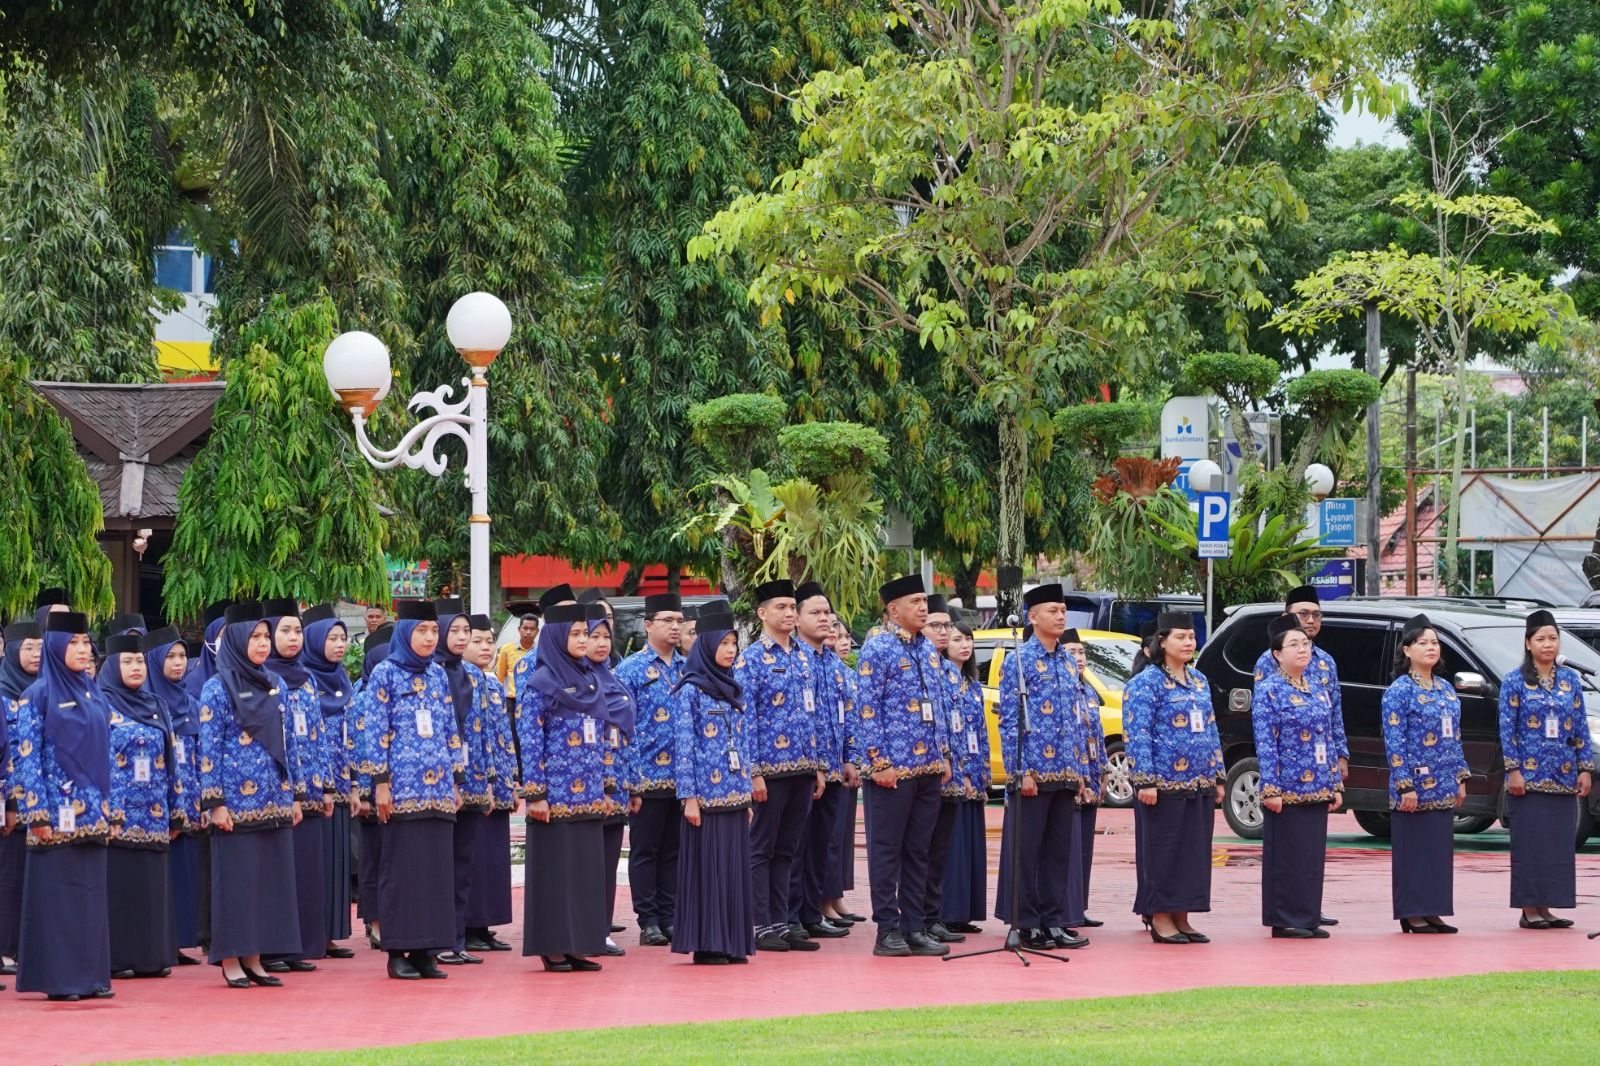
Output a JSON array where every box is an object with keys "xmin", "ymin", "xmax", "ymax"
[{"xmin": 1197, "ymin": 491, "xmax": 1231, "ymax": 558}]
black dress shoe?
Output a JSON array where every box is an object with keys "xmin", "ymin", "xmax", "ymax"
[
  {"xmin": 804, "ymin": 920, "xmax": 850, "ymax": 939},
  {"xmin": 464, "ymin": 936, "xmax": 495, "ymax": 952},
  {"xmin": 1047, "ymin": 927, "xmax": 1088, "ymax": 949},
  {"xmin": 1399, "ymin": 919, "xmax": 1440, "ymax": 933},
  {"xmin": 47, "ymin": 994, "xmax": 82, "ymax": 1002},
  {"xmin": 1318, "ymin": 913, "xmax": 1339, "ymax": 926},
  {"xmin": 837, "ymin": 911, "xmax": 866, "ymax": 923},
  {"xmin": 386, "ymin": 956, "xmax": 421, "ymax": 980},
  {"xmin": 136, "ymin": 968, "xmax": 173, "ymax": 978},
  {"xmin": 602, "ymin": 942, "xmax": 626, "ymax": 957},
  {"xmin": 175, "ymin": 953, "xmax": 200, "ymax": 967},
  {"xmin": 90, "ymin": 986, "xmax": 115, "ymax": 999},
  {"xmin": 243, "ymin": 968, "xmax": 283, "ymax": 987},
  {"xmin": 692, "ymin": 951, "xmax": 729, "ymax": 965},
  {"xmin": 947, "ymin": 922, "xmax": 983, "ymax": 934},
  {"xmin": 1310, "ymin": 928, "xmax": 1331, "ymax": 938},
  {"xmin": 609, "ymin": 923, "xmax": 625, "ymax": 934},
  {"xmin": 565, "ymin": 954, "xmax": 601, "ymax": 972},
  {"xmin": 904, "ymin": 930, "xmax": 950, "ymax": 956},
  {"xmin": 926, "ymin": 922, "xmax": 966, "ymax": 944},
  {"xmin": 1080, "ymin": 916, "xmax": 1104, "ymax": 928},
  {"xmin": 435, "ymin": 951, "xmax": 483, "ymax": 965},
  {"xmin": 1519, "ymin": 914, "xmax": 1553, "ymax": 930},
  {"xmin": 0, "ymin": 961, "xmax": 16, "ymax": 975},
  {"xmin": 782, "ymin": 930, "xmax": 821, "ymax": 951},
  {"xmin": 112, "ymin": 969, "xmax": 136, "ymax": 980},
  {"xmin": 1021, "ymin": 928, "xmax": 1055, "ymax": 949},
  {"xmin": 785, "ymin": 923, "xmax": 812, "ymax": 940},
  {"xmin": 410, "ymin": 952, "xmax": 448, "ymax": 979},
  {"xmin": 1547, "ymin": 917, "xmax": 1575, "ymax": 929},
  {"xmin": 261, "ymin": 960, "xmax": 291, "ymax": 974},
  {"xmin": 484, "ymin": 934, "xmax": 513, "ymax": 951},
  {"xmin": 873, "ymin": 931, "xmax": 911, "ymax": 957},
  {"xmin": 540, "ymin": 956, "xmax": 573, "ymax": 972},
  {"xmin": 1177, "ymin": 929, "xmax": 1210, "ymax": 943},
  {"xmin": 1425, "ymin": 918, "xmax": 1459, "ymax": 934},
  {"xmin": 639, "ymin": 925, "xmax": 671, "ymax": 947},
  {"xmin": 282, "ymin": 959, "xmax": 317, "ymax": 972},
  {"xmin": 1271, "ymin": 927, "xmax": 1316, "ymax": 939},
  {"xmin": 223, "ymin": 974, "xmax": 251, "ymax": 989},
  {"xmin": 755, "ymin": 932, "xmax": 791, "ymax": 952},
  {"xmin": 325, "ymin": 945, "xmax": 356, "ymax": 959}
]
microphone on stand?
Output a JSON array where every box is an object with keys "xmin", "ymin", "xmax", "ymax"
[{"xmin": 1555, "ymin": 655, "xmax": 1597, "ymax": 677}]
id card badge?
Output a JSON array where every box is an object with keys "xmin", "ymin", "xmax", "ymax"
[
  {"xmin": 803, "ymin": 687, "xmax": 815, "ymax": 715},
  {"xmin": 174, "ymin": 738, "xmax": 187, "ymax": 764},
  {"xmin": 1314, "ymin": 741, "xmax": 1328, "ymax": 765},
  {"xmin": 919, "ymin": 700, "xmax": 934, "ymax": 724},
  {"xmin": 1189, "ymin": 708, "xmax": 1206, "ymax": 734},
  {"xmin": 583, "ymin": 717, "xmax": 598, "ymax": 745},
  {"xmin": 837, "ymin": 700, "xmax": 846, "ymax": 725},
  {"xmin": 415, "ymin": 706, "xmax": 435, "ymax": 739},
  {"xmin": 609, "ymin": 725, "xmax": 621, "ymax": 748},
  {"xmin": 967, "ymin": 730, "xmax": 980, "ymax": 756},
  {"xmin": 950, "ymin": 711, "xmax": 963, "ymax": 733},
  {"xmin": 1545, "ymin": 715, "xmax": 1561, "ymax": 739},
  {"xmin": 134, "ymin": 756, "xmax": 151, "ymax": 784},
  {"xmin": 1441, "ymin": 714, "xmax": 1454, "ymax": 739},
  {"xmin": 293, "ymin": 709, "xmax": 308, "ymax": 737},
  {"xmin": 728, "ymin": 748, "xmax": 741, "ymax": 772},
  {"xmin": 57, "ymin": 805, "xmax": 76, "ymax": 833}
]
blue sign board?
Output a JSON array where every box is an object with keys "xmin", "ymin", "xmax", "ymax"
[
  {"xmin": 1320, "ymin": 498, "xmax": 1357, "ymax": 547},
  {"xmin": 1197, "ymin": 491, "xmax": 1231, "ymax": 559},
  {"xmin": 1309, "ymin": 558, "xmax": 1356, "ymax": 600}
]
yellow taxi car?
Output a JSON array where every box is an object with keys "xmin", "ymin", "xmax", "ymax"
[{"xmin": 972, "ymin": 627, "xmax": 1142, "ymax": 806}]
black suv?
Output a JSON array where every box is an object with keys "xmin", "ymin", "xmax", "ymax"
[{"xmin": 1198, "ymin": 599, "xmax": 1600, "ymax": 846}]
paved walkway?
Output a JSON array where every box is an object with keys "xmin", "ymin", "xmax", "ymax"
[{"xmin": 11, "ymin": 808, "xmax": 1600, "ymax": 1064}]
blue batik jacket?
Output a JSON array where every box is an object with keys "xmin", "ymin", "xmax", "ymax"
[
  {"xmin": 198, "ymin": 677, "xmax": 304, "ymax": 830},
  {"xmin": 11, "ymin": 694, "xmax": 117, "ymax": 848},
  {"xmin": 1381, "ymin": 674, "xmax": 1469, "ymax": 810},
  {"xmin": 353, "ymin": 661, "xmax": 465, "ymax": 821},
  {"xmin": 107, "ymin": 710, "xmax": 188, "ymax": 847},
  {"xmin": 671, "ymin": 684, "xmax": 755, "ymax": 811},
  {"xmin": 515, "ymin": 685, "xmax": 613, "ymax": 822},
  {"xmin": 850, "ymin": 625, "xmax": 951, "ymax": 780},
  {"xmin": 1498, "ymin": 666, "xmax": 1596, "ymax": 793},
  {"xmin": 1122, "ymin": 665, "xmax": 1223, "ymax": 793},
  {"xmin": 734, "ymin": 635, "xmax": 822, "ymax": 780},
  {"xmin": 1252, "ymin": 671, "xmax": 1343, "ymax": 804},
  {"xmin": 615, "ymin": 647, "xmax": 685, "ymax": 796},
  {"xmin": 1255, "ymin": 645, "xmax": 1349, "ymax": 760},
  {"xmin": 997, "ymin": 637, "xmax": 1086, "ymax": 790}
]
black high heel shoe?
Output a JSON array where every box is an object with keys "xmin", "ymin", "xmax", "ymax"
[
  {"xmin": 541, "ymin": 956, "xmax": 573, "ymax": 973},
  {"xmin": 1425, "ymin": 918, "xmax": 1459, "ymax": 934},
  {"xmin": 242, "ymin": 967, "xmax": 283, "ymax": 987},
  {"xmin": 222, "ymin": 967, "xmax": 251, "ymax": 989},
  {"xmin": 1177, "ymin": 929, "xmax": 1210, "ymax": 943},
  {"xmin": 1147, "ymin": 925, "xmax": 1190, "ymax": 945},
  {"xmin": 565, "ymin": 954, "xmax": 602, "ymax": 972},
  {"xmin": 1519, "ymin": 914, "xmax": 1553, "ymax": 930},
  {"xmin": 1399, "ymin": 919, "xmax": 1440, "ymax": 933}
]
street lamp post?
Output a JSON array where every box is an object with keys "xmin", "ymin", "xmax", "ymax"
[{"xmin": 322, "ymin": 292, "xmax": 512, "ymax": 616}]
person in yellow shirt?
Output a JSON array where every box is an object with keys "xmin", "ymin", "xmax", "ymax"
[{"xmin": 494, "ymin": 614, "xmax": 540, "ymax": 703}]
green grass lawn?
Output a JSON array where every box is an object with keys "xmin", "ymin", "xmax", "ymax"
[{"xmin": 135, "ymin": 970, "xmax": 1598, "ymax": 1065}]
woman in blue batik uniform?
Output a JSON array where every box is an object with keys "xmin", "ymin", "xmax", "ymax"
[
  {"xmin": 12, "ymin": 611, "xmax": 115, "ymax": 1000},
  {"xmin": 357, "ymin": 601, "xmax": 463, "ymax": 980},
  {"xmin": 199, "ymin": 602, "xmax": 306, "ymax": 987},
  {"xmin": 938, "ymin": 621, "xmax": 989, "ymax": 935},
  {"xmin": 1, "ymin": 620, "xmax": 45, "ymax": 979},
  {"xmin": 670, "ymin": 603, "xmax": 757, "ymax": 965},
  {"xmin": 430, "ymin": 598, "xmax": 484, "ymax": 967},
  {"xmin": 263, "ymin": 599, "xmax": 334, "ymax": 971},
  {"xmin": 517, "ymin": 604, "xmax": 611, "ymax": 972},
  {"xmin": 464, "ymin": 614, "xmax": 518, "ymax": 953},
  {"xmin": 1499, "ymin": 609, "xmax": 1594, "ymax": 929},
  {"xmin": 101, "ymin": 632, "xmax": 187, "ymax": 979},
  {"xmin": 1122, "ymin": 612, "xmax": 1222, "ymax": 945},
  {"xmin": 1253, "ymin": 614, "xmax": 1343, "ymax": 939},
  {"xmin": 299, "ymin": 603, "xmax": 356, "ymax": 957},
  {"xmin": 145, "ymin": 626, "xmax": 204, "ymax": 964},
  {"xmin": 1381, "ymin": 614, "xmax": 1468, "ymax": 933}
]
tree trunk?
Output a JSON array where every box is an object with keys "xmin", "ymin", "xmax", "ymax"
[
  {"xmin": 1441, "ymin": 344, "xmax": 1471, "ymax": 592},
  {"xmin": 995, "ymin": 410, "xmax": 1027, "ymax": 622},
  {"xmin": 953, "ymin": 553, "xmax": 981, "ymax": 616},
  {"xmin": 618, "ymin": 565, "xmax": 642, "ymax": 596},
  {"xmin": 666, "ymin": 566, "xmax": 681, "ymax": 595}
]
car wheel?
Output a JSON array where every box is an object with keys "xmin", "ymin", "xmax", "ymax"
[
  {"xmin": 1101, "ymin": 742, "xmax": 1134, "ymax": 808},
  {"xmin": 1351, "ymin": 809, "xmax": 1392, "ymax": 838},
  {"xmin": 1451, "ymin": 815, "xmax": 1495, "ymax": 835},
  {"xmin": 1223, "ymin": 758, "xmax": 1263, "ymax": 839}
]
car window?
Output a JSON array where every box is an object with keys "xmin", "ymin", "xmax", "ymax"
[
  {"xmin": 1063, "ymin": 596, "xmax": 1099, "ymax": 631},
  {"xmin": 1435, "ymin": 635, "xmax": 1486, "ymax": 690},
  {"xmin": 1109, "ymin": 601, "xmax": 1161, "ymax": 638},
  {"xmin": 1311, "ymin": 621, "xmax": 1391, "ymax": 686},
  {"xmin": 1084, "ymin": 639, "xmax": 1139, "ymax": 693},
  {"xmin": 1222, "ymin": 614, "xmax": 1272, "ymax": 675},
  {"xmin": 973, "ymin": 639, "xmax": 1003, "ymax": 684},
  {"xmin": 1562, "ymin": 626, "xmax": 1600, "ymax": 654}
]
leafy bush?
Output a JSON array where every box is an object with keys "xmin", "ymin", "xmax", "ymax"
[
  {"xmin": 688, "ymin": 393, "xmax": 786, "ymax": 471},
  {"xmin": 1055, "ymin": 401, "xmax": 1156, "ymax": 467},
  {"xmin": 778, "ymin": 421, "xmax": 890, "ymax": 480}
]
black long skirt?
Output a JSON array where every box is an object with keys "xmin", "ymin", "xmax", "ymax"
[
  {"xmin": 168, "ymin": 833, "xmax": 200, "ymax": 949},
  {"xmin": 1508, "ymin": 791, "xmax": 1578, "ymax": 909},
  {"xmin": 357, "ymin": 817, "xmax": 384, "ymax": 922},
  {"xmin": 108, "ymin": 845, "xmax": 176, "ymax": 974},
  {"xmin": 1391, "ymin": 808, "xmax": 1455, "ymax": 919},
  {"xmin": 1261, "ymin": 802, "xmax": 1327, "ymax": 930},
  {"xmin": 672, "ymin": 809, "xmax": 756, "ymax": 958},
  {"xmin": 939, "ymin": 799, "xmax": 988, "ymax": 923},
  {"xmin": 833, "ymin": 786, "xmax": 859, "ymax": 893},
  {"xmin": 195, "ymin": 830, "xmax": 213, "ymax": 947},
  {"xmin": 0, "ymin": 828, "xmax": 25, "ymax": 957},
  {"xmin": 209, "ymin": 826, "xmax": 301, "ymax": 963},
  {"xmin": 279, "ymin": 816, "xmax": 327, "ymax": 960},
  {"xmin": 522, "ymin": 817, "xmax": 606, "ymax": 958},
  {"xmin": 467, "ymin": 809, "xmax": 513, "ymax": 928},
  {"xmin": 322, "ymin": 805, "xmax": 353, "ymax": 941},
  {"xmin": 602, "ymin": 815, "xmax": 625, "ymax": 928},
  {"xmin": 17, "ymin": 842, "xmax": 110, "ymax": 996},
  {"xmin": 377, "ymin": 817, "xmax": 456, "ymax": 953},
  {"xmin": 1133, "ymin": 790, "xmax": 1214, "ymax": 915}
]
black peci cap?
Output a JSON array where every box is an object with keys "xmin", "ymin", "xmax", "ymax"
[
  {"xmin": 1022, "ymin": 584, "xmax": 1065, "ymax": 609},
  {"xmin": 794, "ymin": 582, "xmax": 828, "ymax": 607},
  {"xmin": 396, "ymin": 601, "xmax": 437, "ymax": 622},
  {"xmin": 644, "ymin": 593, "xmax": 682, "ymax": 617},
  {"xmin": 754, "ymin": 579, "xmax": 795, "ymax": 605},
  {"xmin": 1267, "ymin": 614, "xmax": 1303, "ymax": 642},
  {"xmin": 105, "ymin": 633, "xmax": 143, "ymax": 655},
  {"xmin": 34, "ymin": 587, "xmax": 70, "ymax": 609},
  {"xmin": 262, "ymin": 598, "xmax": 300, "ymax": 619},
  {"xmin": 538, "ymin": 584, "xmax": 575, "ymax": 611},
  {"xmin": 144, "ymin": 625, "xmax": 181, "ymax": 650},
  {"xmin": 879, "ymin": 574, "xmax": 924, "ymax": 604},
  {"xmin": 1525, "ymin": 609, "xmax": 1557, "ymax": 637},
  {"xmin": 224, "ymin": 602, "xmax": 263, "ymax": 626},
  {"xmin": 926, "ymin": 594, "xmax": 949, "ymax": 615},
  {"xmin": 301, "ymin": 603, "xmax": 338, "ymax": 627},
  {"xmin": 46, "ymin": 612, "xmax": 90, "ymax": 634},
  {"xmin": 1157, "ymin": 611, "xmax": 1195, "ymax": 631},
  {"xmin": 1062, "ymin": 628, "xmax": 1082, "ymax": 644},
  {"xmin": 107, "ymin": 612, "xmax": 146, "ymax": 635},
  {"xmin": 1285, "ymin": 585, "xmax": 1320, "ymax": 609},
  {"xmin": 203, "ymin": 599, "xmax": 234, "ymax": 626},
  {"xmin": 469, "ymin": 614, "xmax": 493, "ymax": 631},
  {"xmin": 4, "ymin": 621, "xmax": 42, "ymax": 642},
  {"xmin": 544, "ymin": 604, "xmax": 588, "ymax": 625}
]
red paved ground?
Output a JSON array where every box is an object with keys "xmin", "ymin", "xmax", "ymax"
[{"xmin": 11, "ymin": 807, "xmax": 1600, "ymax": 1065}]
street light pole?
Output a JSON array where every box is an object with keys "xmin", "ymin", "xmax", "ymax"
[{"xmin": 322, "ymin": 292, "xmax": 512, "ymax": 616}]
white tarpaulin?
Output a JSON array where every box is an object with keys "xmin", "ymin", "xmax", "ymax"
[{"xmin": 1459, "ymin": 472, "xmax": 1600, "ymax": 603}]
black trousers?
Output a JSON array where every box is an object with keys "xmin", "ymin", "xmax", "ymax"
[
  {"xmin": 627, "ymin": 794, "xmax": 680, "ymax": 928},
  {"xmin": 995, "ymin": 788, "xmax": 1078, "ymax": 930},
  {"xmin": 863, "ymin": 773, "xmax": 942, "ymax": 934},
  {"xmin": 920, "ymin": 798, "xmax": 961, "ymax": 925},
  {"xmin": 789, "ymin": 780, "xmax": 844, "ymax": 925},
  {"xmin": 749, "ymin": 774, "xmax": 814, "ymax": 930},
  {"xmin": 451, "ymin": 811, "xmax": 478, "ymax": 951}
]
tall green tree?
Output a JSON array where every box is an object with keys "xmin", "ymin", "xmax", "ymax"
[
  {"xmin": 163, "ymin": 294, "xmax": 390, "ymax": 615},
  {"xmin": 692, "ymin": 0, "xmax": 1389, "ymax": 617}
]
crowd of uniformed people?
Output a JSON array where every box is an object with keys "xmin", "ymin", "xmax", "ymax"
[{"xmin": 0, "ymin": 576, "xmax": 1592, "ymax": 999}]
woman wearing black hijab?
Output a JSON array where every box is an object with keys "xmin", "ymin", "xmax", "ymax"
[
  {"xmin": 198, "ymin": 602, "xmax": 306, "ymax": 988},
  {"xmin": 11, "ymin": 611, "xmax": 115, "ymax": 1000},
  {"xmin": 300, "ymin": 604, "xmax": 356, "ymax": 956},
  {"xmin": 669, "ymin": 604, "xmax": 757, "ymax": 965},
  {"xmin": 145, "ymin": 626, "xmax": 204, "ymax": 963},
  {"xmin": 516, "ymin": 603, "xmax": 610, "ymax": 972},
  {"xmin": 100, "ymin": 632, "xmax": 186, "ymax": 979},
  {"xmin": 0, "ymin": 620, "xmax": 43, "ymax": 977}
]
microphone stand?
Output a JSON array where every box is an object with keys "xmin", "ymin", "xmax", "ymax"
[{"xmin": 945, "ymin": 617, "xmax": 1067, "ymax": 967}]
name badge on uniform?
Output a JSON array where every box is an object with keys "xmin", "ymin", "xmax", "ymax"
[
  {"xmin": 1189, "ymin": 709, "xmax": 1206, "ymax": 734},
  {"xmin": 967, "ymin": 730, "xmax": 980, "ymax": 756},
  {"xmin": 728, "ymin": 749, "xmax": 741, "ymax": 772},
  {"xmin": 1545, "ymin": 715, "xmax": 1560, "ymax": 740},
  {"xmin": 415, "ymin": 706, "xmax": 435, "ymax": 738},
  {"xmin": 1314, "ymin": 741, "xmax": 1327, "ymax": 765},
  {"xmin": 950, "ymin": 711, "xmax": 962, "ymax": 733},
  {"xmin": 919, "ymin": 700, "xmax": 934, "ymax": 723},
  {"xmin": 294, "ymin": 709, "xmax": 308, "ymax": 737},
  {"xmin": 57, "ymin": 805, "xmax": 76, "ymax": 833},
  {"xmin": 1441, "ymin": 715, "xmax": 1453, "ymax": 739},
  {"xmin": 803, "ymin": 687, "xmax": 815, "ymax": 715},
  {"xmin": 583, "ymin": 717, "xmax": 597, "ymax": 745},
  {"xmin": 609, "ymin": 725, "xmax": 620, "ymax": 748},
  {"xmin": 174, "ymin": 738, "xmax": 187, "ymax": 763},
  {"xmin": 837, "ymin": 700, "xmax": 846, "ymax": 725},
  {"xmin": 134, "ymin": 756, "xmax": 152, "ymax": 783}
]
